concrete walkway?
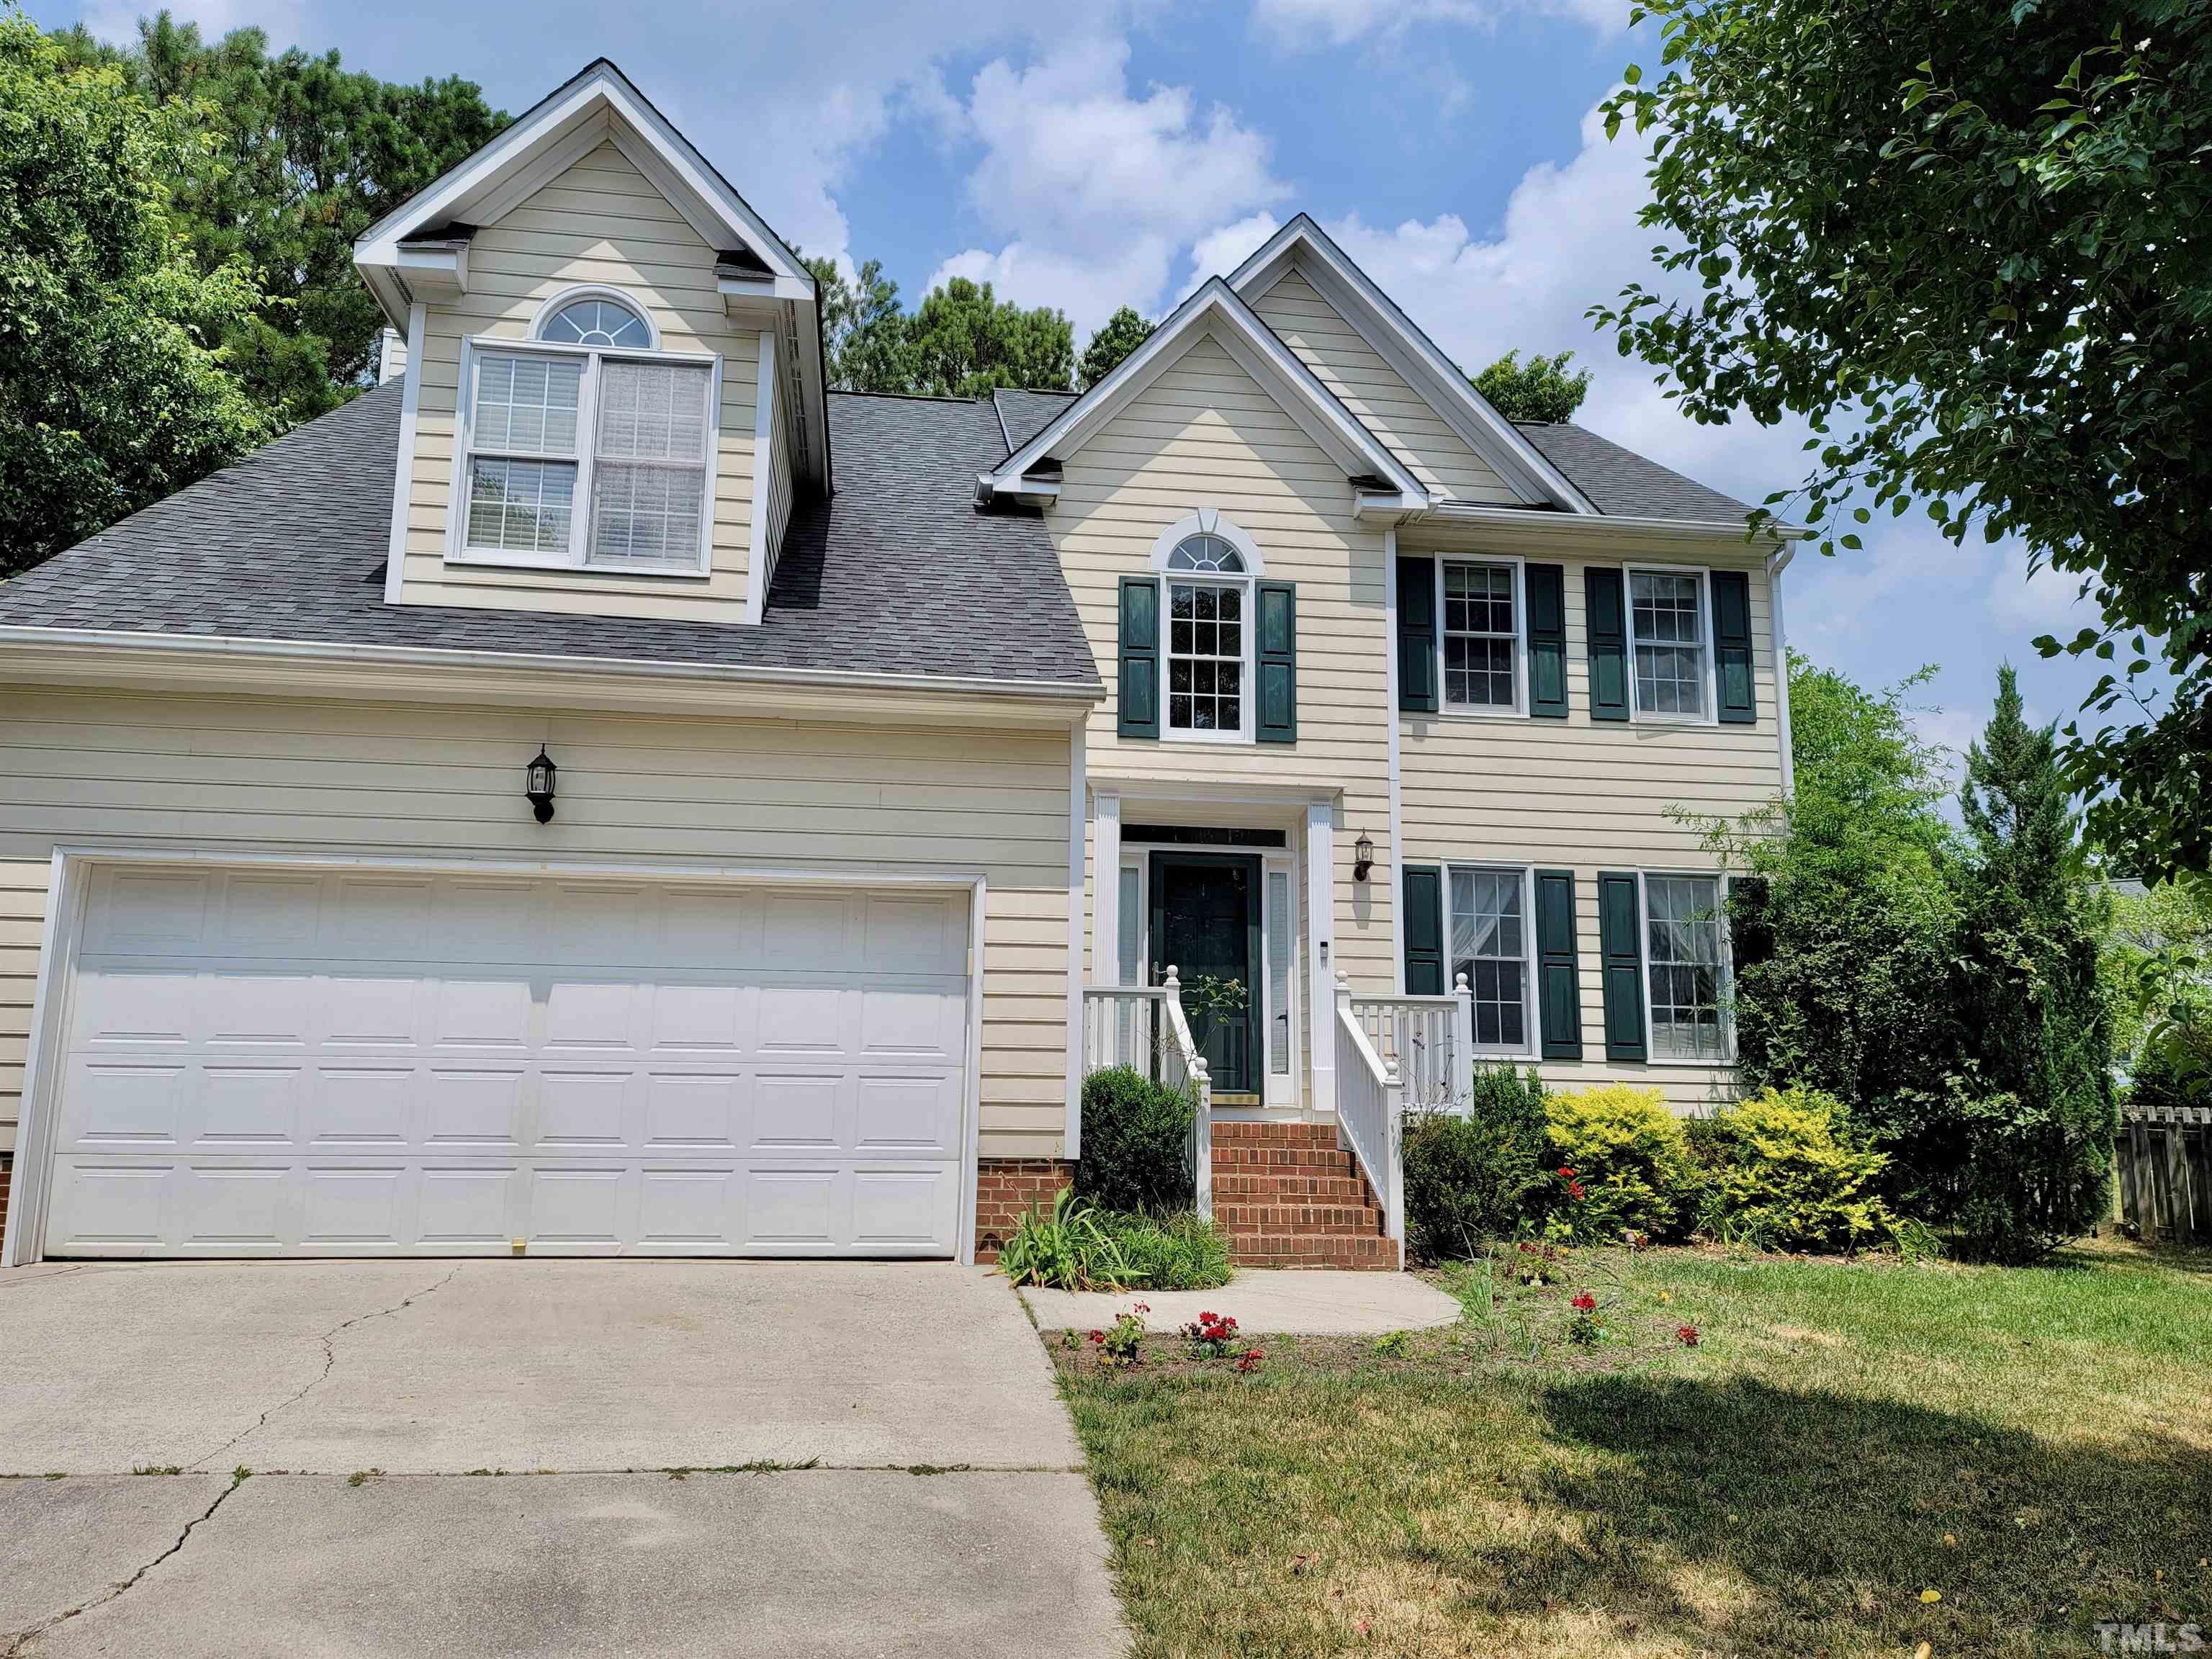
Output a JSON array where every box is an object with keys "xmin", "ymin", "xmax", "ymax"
[
  {"xmin": 0, "ymin": 1260, "xmax": 1123, "ymax": 1658},
  {"xmin": 1019, "ymin": 1268, "xmax": 1464, "ymax": 1334}
]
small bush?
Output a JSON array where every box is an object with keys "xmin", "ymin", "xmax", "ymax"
[
  {"xmin": 1692, "ymin": 1085, "xmax": 1894, "ymax": 1251},
  {"xmin": 1096, "ymin": 1210, "xmax": 1233, "ymax": 1290},
  {"xmin": 1403, "ymin": 1064, "xmax": 1551, "ymax": 1261},
  {"xmin": 1076, "ymin": 1067, "xmax": 1195, "ymax": 1214},
  {"xmin": 1545, "ymin": 1084, "xmax": 1701, "ymax": 1240},
  {"xmin": 997, "ymin": 1188, "xmax": 1130, "ymax": 1290}
]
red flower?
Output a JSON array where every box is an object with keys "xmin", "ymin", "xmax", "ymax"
[
  {"xmin": 1234, "ymin": 1348, "xmax": 1264, "ymax": 1374},
  {"xmin": 1568, "ymin": 1182, "xmax": 1586, "ymax": 1201},
  {"xmin": 1557, "ymin": 1166, "xmax": 1575, "ymax": 1179},
  {"xmin": 1570, "ymin": 1292, "xmax": 1596, "ymax": 1312},
  {"xmin": 1676, "ymin": 1324, "xmax": 1700, "ymax": 1346},
  {"xmin": 1088, "ymin": 1329, "xmax": 1105, "ymax": 1344}
]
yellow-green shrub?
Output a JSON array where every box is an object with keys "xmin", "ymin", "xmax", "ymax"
[
  {"xmin": 1695, "ymin": 1085, "xmax": 1894, "ymax": 1251},
  {"xmin": 1545, "ymin": 1084, "xmax": 1701, "ymax": 1239}
]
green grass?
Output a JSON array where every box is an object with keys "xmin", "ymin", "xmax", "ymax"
[
  {"xmin": 1097, "ymin": 1210, "xmax": 1235, "ymax": 1292},
  {"xmin": 1056, "ymin": 1238, "xmax": 2212, "ymax": 1658}
]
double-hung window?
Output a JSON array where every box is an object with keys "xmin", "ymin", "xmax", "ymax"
[
  {"xmin": 1440, "ymin": 559, "xmax": 1522, "ymax": 712},
  {"xmin": 1642, "ymin": 873, "xmax": 1730, "ymax": 1060},
  {"xmin": 1447, "ymin": 864, "xmax": 1534, "ymax": 1055},
  {"xmin": 1162, "ymin": 532, "xmax": 1252, "ymax": 740},
  {"xmin": 457, "ymin": 291, "xmax": 716, "ymax": 576},
  {"xmin": 1626, "ymin": 567, "xmax": 1714, "ymax": 720}
]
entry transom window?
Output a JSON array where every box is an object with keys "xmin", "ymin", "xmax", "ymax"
[
  {"xmin": 1628, "ymin": 569, "xmax": 1712, "ymax": 719},
  {"xmin": 458, "ymin": 289, "xmax": 715, "ymax": 575},
  {"xmin": 1157, "ymin": 529, "xmax": 1256, "ymax": 740},
  {"xmin": 1442, "ymin": 561, "xmax": 1519, "ymax": 710},
  {"xmin": 1449, "ymin": 865, "xmax": 1532, "ymax": 1054},
  {"xmin": 1644, "ymin": 873, "xmax": 1729, "ymax": 1060}
]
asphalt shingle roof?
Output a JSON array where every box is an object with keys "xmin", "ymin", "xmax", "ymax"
[
  {"xmin": 0, "ymin": 382, "xmax": 1100, "ymax": 691},
  {"xmin": 1512, "ymin": 421, "xmax": 1756, "ymax": 524},
  {"xmin": 992, "ymin": 387, "xmax": 1079, "ymax": 457}
]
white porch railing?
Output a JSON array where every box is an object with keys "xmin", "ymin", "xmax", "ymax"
[
  {"xmin": 1334, "ymin": 973, "xmax": 1406, "ymax": 1267},
  {"xmin": 1081, "ymin": 967, "xmax": 1213, "ymax": 1220},
  {"xmin": 1349, "ymin": 974, "xmax": 1476, "ymax": 1116}
]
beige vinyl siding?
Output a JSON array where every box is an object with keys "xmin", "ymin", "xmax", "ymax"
[
  {"xmin": 1250, "ymin": 268, "xmax": 1517, "ymax": 507},
  {"xmin": 1052, "ymin": 331, "xmax": 1398, "ymax": 1020},
  {"xmin": 399, "ymin": 141, "xmax": 760, "ymax": 624},
  {"xmin": 1398, "ymin": 550, "xmax": 1786, "ymax": 1111},
  {"xmin": 0, "ymin": 688, "xmax": 1074, "ymax": 1159},
  {"xmin": 0, "ymin": 858, "xmax": 49, "ymax": 1153},
  {"xmin": 759, "ymin": 362, "xmax": 794, "ymax": 601}
]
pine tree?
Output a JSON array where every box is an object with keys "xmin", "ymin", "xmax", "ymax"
[{"xmin": 1940, "ymin": 665, "xmax": 2116, "ymax": 1261}]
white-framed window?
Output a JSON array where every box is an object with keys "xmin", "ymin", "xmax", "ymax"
[
  {"xmin": 452, "ymin": 287, "xmax": 719, "ymax": 577},
  {"xmin": 1640, "ymin": 871, "xmax": 1731, "ymax": 1061},
  {"xmin": 1625, "ymin": 565, "xmax": 1716, "ymax": 721},
  {"xmin": 1439, "ymin": 558, "xmax": 1524, "ymax": 713},
  {"xmin": 1148, "ymin": 513, "xmax": 1264, "ymax": 744},
  {"xmin": 1447, "ymin": 863, "xmax": 1535, "ymax": 1056}
]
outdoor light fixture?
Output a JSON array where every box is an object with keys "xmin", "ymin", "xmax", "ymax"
[
  {"xmin": 524, "ymin": 746, "xmax": 557, "ymax": 824},
  {"xmin": 1353, "ymin": 831, "xmax": 1375, "ymax": 882}
]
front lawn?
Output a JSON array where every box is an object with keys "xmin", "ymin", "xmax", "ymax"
[{"xmin": 1054, "ymin": 1239, "xmax": 2212, "ymax": 1658}]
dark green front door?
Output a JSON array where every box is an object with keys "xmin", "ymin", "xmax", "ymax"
[{"xmin": 1150, "ymin": 852, "xmax": 1262, "ymax": 1097}]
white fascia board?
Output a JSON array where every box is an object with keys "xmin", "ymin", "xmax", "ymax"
[
  {"xmin": 1411, "ymin": 499, "xmax": 1807, "ymax": 544},
  {"xmin": 1228, "ymin": 215, "xmax": 1602, "ymax": 516},
  {"xmin": 391, "ymin": 243, "xmax": 467, "ymax": 297},
  {"xmin": 980, "ymin": 278, "xmax": 1422, "ymax": 502},
  {"xmin": 719, "ymin": 274, "xmax": 815, "ymax": 307},
  {"xmin": 353, "ymin": 61, "xmax": 808, "ymax": 288}
]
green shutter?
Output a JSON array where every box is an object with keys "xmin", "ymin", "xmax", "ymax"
[
  {"xmin": 1403, "ymin": 864, "xmax": 1444, "ymax": 995},
  {"xmin": 1527, "ymin": 563, "xmax": 1568, "ymax": 719},
  {"xmin": 1118, "ymin": 577, "xmax": 1159, "ymax": 739},
  {"xmin": 1534, "ymin": 869, "xmax": 1582, "ymax": 1058},
  {"xmin": 1596, "ymin": 871, "xmax": 1647, "ymax": 1061},
  {"xmin": 1586, "ymin": 567, "xmax": 1629, "ymax": 721},
  {"xmin": 1256, "ymin": 581, "xmax": 1298, "ymax": 743},
  {"xmin": 1397, "ymin": 556, "xmax": 1437, "ymax": 713},
  {"xmin": 1712, "ymin": 570, "xmax": 1756, "ymax": 724}
]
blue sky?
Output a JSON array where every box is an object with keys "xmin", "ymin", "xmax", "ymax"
[{"xmin": 38, "ymin": 0, "xmax": 2112, "ymax": 773}]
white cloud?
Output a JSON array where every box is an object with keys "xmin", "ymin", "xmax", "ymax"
[
  {"xmin": 1252, "ymin": 0, "xmax": 1622, "ymax": 46},
  {"xmin": 1987, "ymin": 557, "xmax": 2098, "ymax": 640},
  {"xmin": 78, "ymin": 0, "xmax": 304, "ymax": 45},
  {"xmin": 925, "ymin": 36, "xmax": 1290, "ymax": 336},
  {"xmin": 1183, "ymin": 213, "xmax": 1284, "ymax": 292}
]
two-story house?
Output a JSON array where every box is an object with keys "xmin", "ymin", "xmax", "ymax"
[{"xmin": 0, "ymin": 61, "xmax": 1797, "ymax": 1270}]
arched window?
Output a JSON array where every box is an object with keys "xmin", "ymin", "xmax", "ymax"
[
  {"xmin": 456, "ymin": 285, "xmax": 712, "ymax": 575},
  {"xmin": 537, "ymin": 295, "xmax": 653, "ymax": 349},
  {"xmin": 1145, "ymin": 513, "xmax": 1264, "ymax": 740}
]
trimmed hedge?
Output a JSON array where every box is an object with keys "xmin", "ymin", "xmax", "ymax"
[{"xmin": 1076, "ymin": 1066, "xmax": 1194, "ymax": 1214}]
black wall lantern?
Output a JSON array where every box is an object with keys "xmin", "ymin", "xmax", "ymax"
[
  {"xmin": 1352, "ymin": 831, "xmax": 1375, "ymax": 883},
  {"xmin": 525, "ymin": 746, "xmax": 558, "ymax": 824}
]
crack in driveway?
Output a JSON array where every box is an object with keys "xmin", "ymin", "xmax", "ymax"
[
  {"xmin": 1, "ymin": 1475, "xmax": 246, "ymax": 1658},
  {"xmin": 186, "ymin": 1265, "xmax": 466, "ymax": 1473}
]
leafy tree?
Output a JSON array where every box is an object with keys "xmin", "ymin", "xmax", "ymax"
[
  {"xmin": 0, "ymin": 6, "xmax": 270, "ymax": 575},
  {"xmin": 804, "ymin": 253, "xmax": 918, "ymax": 393},
  {"xmin": 1470, "ymin": 349, "xmax": 1591, "ymax": 423},
  {"xmin": 1695, "ymin": 655, "xmax": 1957, "ymax": 1136},
  {"xmin": 1078, "ymin": 305, "xmax": 1154, "ymax": 390},
  {"xmin": 905, "ymin": 276, "xmax": 1073, "ymax": 398},
  {"xmin": 2101, "ymin": 875, "xmax": 2212, "ymax": 1076},
  {"xmin": 55, "ymin": 11, "xmax": 506, "ymax": 421},
  {"xmin": 1596, "ymin": 0, "xmax": 2212, "ymax": 881},
  {"xmin": 1933, "ymin": 665, "xmax": 2116, "ymax": 1261}
]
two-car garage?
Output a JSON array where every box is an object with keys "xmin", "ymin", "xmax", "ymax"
[{"xmin": 23, "ymin": 862, "xmax": 976, "ymax": 1261}]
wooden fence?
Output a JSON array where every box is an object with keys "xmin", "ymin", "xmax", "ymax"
[{"xmin": 2114, "ymin": 1104, "xmax": 2211, "ymax": 1244}]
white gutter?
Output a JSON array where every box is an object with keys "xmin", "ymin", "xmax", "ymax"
[
  {"xmin": 0, "ymin": 625, "xmax": 1103, "ymax": 704},
  {"xmin": 1767, "ymin": 544, "xmax": 1797, "ymax": 797}
]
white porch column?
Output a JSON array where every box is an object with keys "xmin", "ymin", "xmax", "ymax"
[
  {"xmin": 1305, "ymin": 799, "xmax": 1336, "ymax": 1116},
  {"xmin": 1092, "ymin": 792, "xmax": 1122, "ymax": 985}
]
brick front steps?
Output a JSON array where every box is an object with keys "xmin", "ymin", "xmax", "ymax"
[{"xmin": 1209, "ymin": 1120, "xmax": 1398, "ymax": 1270}]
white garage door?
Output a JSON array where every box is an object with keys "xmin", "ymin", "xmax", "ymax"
[{"xmin": 40, "ymin": 865, "xmax": 971, "ymax": 1259}]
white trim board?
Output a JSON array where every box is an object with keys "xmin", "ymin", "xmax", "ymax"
[{"xmin": 4, "ymin": 848, "xmax": 992, "ymax": 1268}]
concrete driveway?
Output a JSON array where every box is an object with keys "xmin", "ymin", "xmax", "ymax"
[{"xmin": 0, "ymin": 1259, "xmax": 1123, "ymax": 1658}]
